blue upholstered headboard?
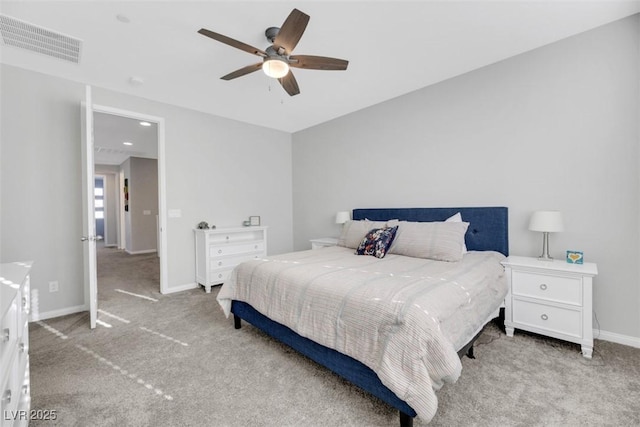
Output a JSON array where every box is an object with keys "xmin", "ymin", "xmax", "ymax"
[{"xmin": 352, "ymin": 207, "xmax": 509, "ymax": 256}]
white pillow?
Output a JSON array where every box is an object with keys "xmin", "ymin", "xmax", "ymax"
[
  {"xmin": 337, "ymin": 219, "xmax": 390, "ymax": 249},
  {"xmin": 389, "ymin": 221, "xmax": 469, "ymax": 262},
  {"xmin": 445, "ymin": 212, "xmax": 469, "ymax": 253}
]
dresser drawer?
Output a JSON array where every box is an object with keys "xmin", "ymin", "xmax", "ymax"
[
  {"xmin": 1, "ymin": 300, "xmax": 18, "ymax": 373},
  {"xmin": 512, "ymin": 271, "xmax": 582, "ymax": 305},
  {"xmin": 512, "ymin": 299, "xmax": 582, "ymax": 338},
  {"xmin": 210, "ymin": 241, "xmax": 265, "ymax": 257},
  {"xmin": 1, "ymin": 346, "xmax": 21, "ymax": 423},
  {"xmin": 209, "ymin": 253, "xmax": 262, "ymax": 271},
  {"xmin": 208, "ymin": 268, "xmax": 233, "ymax": 285},
  {"xmin": 207, "ymin": 230, "xmax": 264, "ymax": 245}
]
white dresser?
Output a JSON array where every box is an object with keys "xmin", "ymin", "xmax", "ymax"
[
  {"xmin": 195, "ymin": 227, "xmax": 267, "ymax": 293},
  {"xmin": 1, "ymin": 262, "xmax": 32, "ymax": 426},
  {"xmin": 502, "ymin": 256, "xmax": 598, "ymax": 358}
]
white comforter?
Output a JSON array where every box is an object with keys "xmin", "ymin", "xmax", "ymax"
[{"xmin": 217, "ymin": 246, "xmax": 507, "ymax": 422}]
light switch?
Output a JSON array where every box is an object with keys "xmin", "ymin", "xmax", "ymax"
[
  {"xmin": 143, "ymin": 210, "xmax": 151, "ymax": 215},
  {"xmin": 168, "ymin": 209, "xmax": 182, "ymax": 218}
]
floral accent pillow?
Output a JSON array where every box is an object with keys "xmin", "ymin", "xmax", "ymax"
[{"xmin": 355, "ymin": 226, "xmax": 399, "ymax": 259}]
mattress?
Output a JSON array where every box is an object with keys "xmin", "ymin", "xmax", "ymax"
[{"xmin": 217, "ymin": 246, "xmax": 507, "ymax": 421}]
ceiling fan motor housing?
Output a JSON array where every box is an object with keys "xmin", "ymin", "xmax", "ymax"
[{"xmin": 265, "ymin": 27, "xmax": 280, "ymax": 43}]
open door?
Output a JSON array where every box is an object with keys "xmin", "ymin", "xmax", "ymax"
[{"xmin": 81, "ymin": 85, "xmax": 98, "ymax": 329}]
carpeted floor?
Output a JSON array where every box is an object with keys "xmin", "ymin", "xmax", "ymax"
[{"xmin": 28, "ymin": 246, "xmax": 640, "ymax": 426}]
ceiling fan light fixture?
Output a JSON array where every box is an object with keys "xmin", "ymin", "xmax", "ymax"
[{"xmin": 262, "ymin": 58, "xmax": 289, "ymax": 79}]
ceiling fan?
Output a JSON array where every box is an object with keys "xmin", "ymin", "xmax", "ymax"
[{"xmin": 198, "ymin": 8, "xmax": 348, "ymax": 96}]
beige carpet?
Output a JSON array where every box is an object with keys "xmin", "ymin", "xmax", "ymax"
[{"xmin": 28, "ymin": 246, "xmax": 640, "ymax": 426}]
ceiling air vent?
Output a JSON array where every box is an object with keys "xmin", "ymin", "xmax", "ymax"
[{"xmin": 0, "ymin": 14, "xmax": 82, "ymax": 63}]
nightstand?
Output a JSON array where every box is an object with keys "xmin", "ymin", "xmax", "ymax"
[
  {"xmin": 310, "ymin": 237, "xmax": 338, "ymax": 249},
  {"xmin": 501, "ymin": 256, "xmax": 598, "ymax": 358}
]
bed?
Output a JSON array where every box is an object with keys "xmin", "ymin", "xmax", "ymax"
[{"xmin": 217, "ymin": 207, "xmax": 508, "ymax": 426}]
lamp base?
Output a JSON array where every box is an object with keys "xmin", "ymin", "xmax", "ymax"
[{"xmin": 537, "ymin": 232, "xmax": 554, "ymax": 262}]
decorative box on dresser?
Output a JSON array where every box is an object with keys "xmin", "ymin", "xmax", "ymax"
[
  {"xmin": 194, "ymin": 227, "xmax": 267, "ymax": 293},
  {"xmin": 501, "ymin": 256, "xmax": 598, "ymax": 358},
  {"xmin": 1, "ymin": 262, "xmax": 32, "ymax": 426}
]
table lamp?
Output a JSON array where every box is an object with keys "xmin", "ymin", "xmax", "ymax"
[
  {"xmin": 529, "ymin": 210, "xmax": 564, "ymax": 261},
  {"xmin": 335, "ymin": 211, "xmax": 350, "ymax": 224}
]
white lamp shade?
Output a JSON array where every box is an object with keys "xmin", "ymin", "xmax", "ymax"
[
  {"xmin": 529, "ymin": 210, "xmax": 564, "ymax": 232},
  {"xmin": 262, "ymin": 59, "xmax": 290, "ymax": 78},
  {"xmin": 335, "ymin": 211, "xmax": 350, "ymax": 224}
]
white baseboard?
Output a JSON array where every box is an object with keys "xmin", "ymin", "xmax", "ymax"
[
  {"xmin": 125, "ymin": 249, "xmax": 157, "ymax": 255},
  {"xmin": 595, "ymin": 329, "xmax": 640, "ymax": 349},
  {"xmin": 162, "ymin": 282, "xmax": 198, "ymax": 294},
  {"xmin": 30, "ymin": 304, "xmax": 87, "ymax": 322}
]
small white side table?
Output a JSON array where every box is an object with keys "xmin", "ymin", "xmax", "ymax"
[
  {"xmin": 501, "ymin": 256, "xmax": 598, "ymax": 358},
  {"xmin": 310, "ymin": 237, "xmax": 338, "ymax": 250}
]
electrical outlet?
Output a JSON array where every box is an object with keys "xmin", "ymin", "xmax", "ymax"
[{"xmin": 49, "ymin": 281, "xmax": 59, "ymax": 292}]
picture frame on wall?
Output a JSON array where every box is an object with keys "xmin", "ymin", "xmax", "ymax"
[
  {"xmin": 249, "ymin": 216, "xmax": 260, "ymax": 226},
  {"xmin": 124, "ymin": 178, "xmax": 129, "ymax": 212}
]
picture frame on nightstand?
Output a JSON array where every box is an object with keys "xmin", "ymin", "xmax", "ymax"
[
  {"xmin": 249, "ymin": 216, "xmax": 261, "ymax": 226},
  {"xmin": 566, "ymin": 250, "xmax": 584, "ymax": 264}
]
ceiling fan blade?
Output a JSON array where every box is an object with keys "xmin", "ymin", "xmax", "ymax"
[
  {"xmin": 289, "ymin": 55, "xmax": 349, "ymax": 71},
  {"xmin": 198, "ymin": 28, "xmax": 266, "ymax": 57},
  {"xmin": 220, "ymin": 63, "xmax": 263, "ymax": 81},
  {"xmin": 273, "ymin": 9, "xmax": 309, "ymax": 55},
  {"xmin": 278, "ymin": 72, "xmax": 300, "ymax": 96}
]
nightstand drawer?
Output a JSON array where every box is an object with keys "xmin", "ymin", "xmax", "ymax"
[
  {"xmin": 512, "ymin": 299, "xmax": 581, "ymax": 338},
  {"xmin": 512, "ymin": 271, "xmax": 581, "ymax": 305}
]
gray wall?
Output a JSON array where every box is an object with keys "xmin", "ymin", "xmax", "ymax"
[
  {"xmin": 1, "ymin": 69, "xmax": 86, "ymax": 317},
  {"xmin": 91, "ymin": 86, "xmax": 295, "ymax": 288},
  {"xmin": 130, "ymin": 157, "xmax": 158, "ymax": 253},
  {"xmin": 0, "ymin": 64, "xmax": 293, "ymax": 316},
  {"xmin": 292, "ymin": 16, "xmax": 640, "ymax": 340},
  {"xmin": 124, "ymin": 157, "xmax": 158, "ymax": 254}
]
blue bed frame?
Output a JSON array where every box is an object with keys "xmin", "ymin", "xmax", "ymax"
[{"xmin": 231, "ymin": 207, "xmax": 508, "ymax": 426}]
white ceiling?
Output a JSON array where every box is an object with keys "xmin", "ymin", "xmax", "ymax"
[
  {"xmin": 1, "ymin": 1, "xmax": 639, "ymax": 133},
  {"xmin": 93, "ymin": 112, "xmax": 158, "ymax": 165}
]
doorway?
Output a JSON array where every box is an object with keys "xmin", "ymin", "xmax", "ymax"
[{"xmin": 91, "ymin": 106, "xmax": 168, "ymax": 296}]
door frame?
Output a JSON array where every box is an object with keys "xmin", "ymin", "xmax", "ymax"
[{"xmin": 90, "ymin": 103, "xmax": 169, "ymax": 293}]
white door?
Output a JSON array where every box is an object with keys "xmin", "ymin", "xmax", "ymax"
[{"xmin": 81, "ymin": 85, "xmax": 98, "ymax": 329}]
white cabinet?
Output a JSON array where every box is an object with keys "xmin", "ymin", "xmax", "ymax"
[
  {"xmin": 502, "ymin": 256, "xmax": 598, "ymax": 358},
  {"xmin": 195, "ymin": 227, "xmax": 267, "ymax": 293},
  {"xmin": 1, "ymin": 262, "xmax": 32, "ymax": 427}
]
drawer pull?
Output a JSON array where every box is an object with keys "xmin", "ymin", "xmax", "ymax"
[
  {"xmin": 22, "ymin": 296, "xmax": 28, "ymax": 307},
  {"xmin": 254, "ymin": 245, "xmax": 258, "ymax": 250},
  {"xmin": 540, "ymin": 284, "xmax": 547, "ymax": 290},
  {"xmin": 225, "ymin": 236, "xmax": 230, "ymax": 240},
  {"xmin": 19, "ymin": 342, "xmax": 26, "ymax": 353},
  {"xmin": 218, "ymin": 273, "xmax": 223, "ymax": 279},
  {"xmin": 218, "ymin": 261, "xmax": 222, "ymax": 266},
  {"xmin": 218, "ymin": 249, "xmax": 222, "ymax": 254},
  {"xmin": 541, "ymin": 314, "xmax": 549, "ymax": 321},
  {"xmin": 2, "ymin": 328, "xmax": 9, "ymax": 342},
  {"xmin": 2, "ymin": 389, "xmax": 11, "ymax": 405}
]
